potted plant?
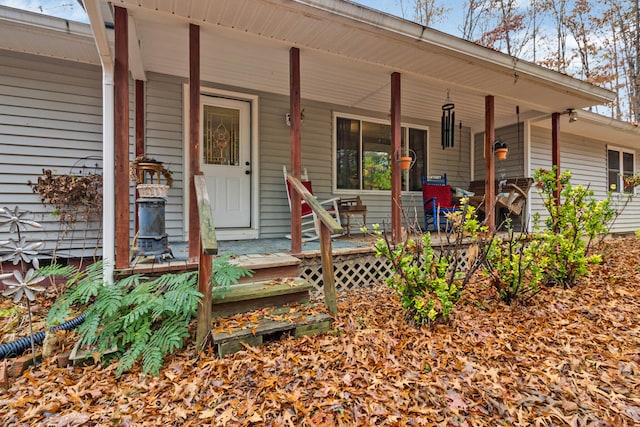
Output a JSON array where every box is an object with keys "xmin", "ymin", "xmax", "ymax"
[{"xmin": 494, "ymin": 141, "xmax": 508, "ymax": 161}]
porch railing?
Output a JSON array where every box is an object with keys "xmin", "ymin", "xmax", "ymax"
[
  {"xmin": 286, "ymin": 174, "xmax": 343, "ymax": 316},
  {"xmin": 193, "ymin": 174, "xmax": 218, "ymax": 347}
]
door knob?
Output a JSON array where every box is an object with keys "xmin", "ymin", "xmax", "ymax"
[{"xmin": 245, "ymin": 170, "xmax": 251, "ymax": 175}]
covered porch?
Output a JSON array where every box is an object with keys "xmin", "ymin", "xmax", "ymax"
[{"xmin": 82, "ymin": 0, "xmax": 614, "ymax": 281}]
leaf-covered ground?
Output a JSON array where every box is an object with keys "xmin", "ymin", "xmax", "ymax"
[{"xmin": 1, "ymin": 237, "xmax": 639, "ymax": 426}]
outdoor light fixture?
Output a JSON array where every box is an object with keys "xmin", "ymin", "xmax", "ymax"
[
  {"xmin": 285, "ymin": 109, "xmax": 305, "ymax": 126},
  {"xmin": 567, "ymin": 108, "xmax": 578, "ymax": 123}
]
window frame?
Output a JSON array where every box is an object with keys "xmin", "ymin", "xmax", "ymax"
[
  {"xmin": 332, "ymin": 112, "xmax": 429, "ymax": 194},
  {"xmin": 607, "ymin": 145, "xmax": 636, "ymax": 194}
]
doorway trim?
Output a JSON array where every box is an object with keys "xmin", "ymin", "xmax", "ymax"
[{"xmin": 183, "ymin": 85, "xmax": 260, "ymax": 240}]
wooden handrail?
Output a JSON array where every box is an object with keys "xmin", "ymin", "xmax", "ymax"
[
  {"xmin": 286, "ymin": 174, "xmax": 343, "ymax": 235},
  {"xmin": 194, "ymin": 175, "xmax": 218, "ymax": 255},
  {"xmin": 194, "ymin": 174, "xmax": 217, "ymax": 348},
  {"xmin": 286, "ymin": 174, "xmax": 341, "ymax": 316}
]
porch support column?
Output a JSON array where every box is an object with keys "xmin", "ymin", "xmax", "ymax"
[
  {"xmin": 290, "ymin": 47, "xmax": 302, "ymax": 253},
  {"xmin": 114, "ymin": 6, "xmax": 130, "ymax": 269},
  {"xmin": 188, "ymin": 24, "xmax": 201, "ymax": 260},
  {"xmin": 391, "ymin": 72, "xmax": 402, "ymax": 243},
  {"xmin": 134, "ymin": 80, "xmax": 145, "ymax": 234},
  {"xmin": 484, "ymin": 95, "xmax": 495, "ymax": 233},
  {"xmin": 551, "ymin": 112, "xmax": 561, "ymax": 208}
]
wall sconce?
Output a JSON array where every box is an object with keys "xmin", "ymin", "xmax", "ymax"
[
  {"xmin": 567, "ymin": 108, "xmax": 578, "ymax": 123},
  {"xmin": 394, "ymin": 148, "xmax": 416, "ymax": 170},
  {"xmin": 494, "ymin": 140, "xmax": 508, "ymax": 161},
  {"xmin": 285, "ymin": 109, "xmax": 305, "ymax": 126}
]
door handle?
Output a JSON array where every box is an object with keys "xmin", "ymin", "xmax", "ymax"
[
  {"xmin": 245, "ymin": 161, "xmax": 250, "ymax": 166},
  {"xmin": 245, "ymin": 170, "xmax": 251, "ymax": 175}
]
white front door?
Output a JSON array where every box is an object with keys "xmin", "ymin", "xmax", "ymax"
[{"xmin": 201, "ymin": 96, "xmax": 251, "ymax": 228}]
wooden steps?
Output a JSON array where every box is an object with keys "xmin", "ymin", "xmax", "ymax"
[
  {"xmin": 211, "ymin": 312, "xmax": 333, "ymax": 357},
  {"xmin": 231, "ymin": 253, "xmax": 301, "ymax": 284},
  {"xmin": 211, "ymin": 278, "xmax": 312, "ymax": 317},
  {"xmin": 209, "ymin": 252, "xmax": 332, "ymax": 357}
]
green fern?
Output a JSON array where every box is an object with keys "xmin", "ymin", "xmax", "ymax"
[
  {"xmin": 46, "ymin": 258, "xmax": 248, "ymax": 376},
  {"xmin": 211, "ymin": 254, "xmax": 253, "ymax": 297}
]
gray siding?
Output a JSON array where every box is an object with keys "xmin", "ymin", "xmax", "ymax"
[
  {"xmin": 529, "ymin": 125, "xmax": 640, "ymax": 233},
  {"xmin": 473, "ymin": 123, "xmax": 526, "ymax": 181},
  {"xmin": 0, "ymin": 50, "xmax": 102, "ymax": 258},
  {"xmin": 142, "ymin": 73, "xmax": 185, "ymax": 241}
]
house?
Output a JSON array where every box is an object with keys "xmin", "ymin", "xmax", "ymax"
[{"xmin": 0, "ymin": 1, "xmax": 638, "ymax": 283}]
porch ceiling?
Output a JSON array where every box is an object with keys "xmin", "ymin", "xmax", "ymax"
[{"xmin": 106, "ymin": 0, "xmax": 614, "ymax": 130}]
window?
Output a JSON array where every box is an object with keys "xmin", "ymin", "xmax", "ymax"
[
  {"xmin": 607, "ymin": 147, "xmax": 635, "ymax": 193},
  {"xmin": 335, "ymin": 115, "xmax": 427, "ymax": 191}
]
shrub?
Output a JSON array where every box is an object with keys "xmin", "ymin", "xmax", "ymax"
[
  {"xmin": 484, "ymin": 222, "xmax": 544, "ymax": 304},
  {"xmin": 533, "ymin": 168, "xmax": 615, "ymax": 287},
  {"xmin": 373, "ymin": 230, "xmax": 460, "ymax": 325}
]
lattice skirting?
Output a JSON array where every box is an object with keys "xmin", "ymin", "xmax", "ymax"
[{"xmin": 300, "ymin": 243, "xmax": 473, "ymax": 297}]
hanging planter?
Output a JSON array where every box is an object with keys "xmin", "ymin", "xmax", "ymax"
[
  {"xmin": 494, "ymin": 141, "xmax": 508, "ymax": 161},
  {"xmin": 399, "ymin": 156, "xmax": 413, "ymax": 170},
  {"xmin": 395, "ymin": 149, "xmax": 416, "ymax": 171}
]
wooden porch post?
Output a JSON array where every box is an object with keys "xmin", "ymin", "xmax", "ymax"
[
  {"xmin": 189, "ymin": 24, "xmax": 201, "ymax": 260},
  {"xmin": 114, "ymin": 6, "xmax": 129, "ymax": 269},
  {"xmin": 391, "ymin": 72, "xmax": 402, "ymax": 243},
  {"xmin": 551, "ymin": 112, "xmax": 561, "ymax": 208},
  {"xmin": 134, "ymin": 79, "xmax": 144, "ymax": 235},
  {"xmin": 290, "ymin": 47, "xmax": 302, "ymax": 253},
  {"xmin": 484, "ymin": 95, "xmax": 495, "ymax": 233}
]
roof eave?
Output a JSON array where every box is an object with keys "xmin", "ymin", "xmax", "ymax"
[{"xmin": 298, "ymin": 0, "xmax": 616, "ymax": 107}]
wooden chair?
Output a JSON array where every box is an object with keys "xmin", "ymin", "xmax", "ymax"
[
  {"xmin": 496, "ymin": 183, "xmax": 529, "ymax": 229},
  {"xmin": 283, "ymin": 166, "xmax": 342, "ymax": 241},
  {"xmin": 422, "ymin": 183, "xmax": 461, "ymax": 232}
]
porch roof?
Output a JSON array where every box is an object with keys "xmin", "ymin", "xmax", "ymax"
[
  {"xmin": 103, "ymin": 0, "xmax": 614, "ymax": 130},
  {"xmin": 0, "ymin": 1, "xmax": 616, "ymax": 130}
]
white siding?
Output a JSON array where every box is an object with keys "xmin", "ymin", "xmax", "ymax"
[
  {"xmin": 529, "ymin": 125, "xmax": 640, "ymax": 233},
  {"xmin": 0, "ymin": 50, "xmax": 102, "ymax": 259}
]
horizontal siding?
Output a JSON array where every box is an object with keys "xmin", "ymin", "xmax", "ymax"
[
  {"xmin": 429, "ymin": 123, "xmax": 471, "ymax": 190},
  {"xmin": 0, "ymin": 50, "xmax": 103, "ymax": 258},
  {"xmin": 529, "ymin": 125, "xmax": 640, "ymax": 234},
  {"xmin": 142, "ymin": 73, "xmax": 185, "ymax": 241},
  {"xmin": 474, "ymin": 123, "xmax": 525, "ymax": 181}
]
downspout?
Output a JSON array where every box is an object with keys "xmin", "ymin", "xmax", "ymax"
[
  {"xmin": 83, "ymin": 0, "xmax": 115, "ymax": 284},
  {"xmin": 102, "ymin": 65, "xmax": 115, "ymax": 284}
]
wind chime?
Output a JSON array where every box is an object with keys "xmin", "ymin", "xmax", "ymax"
[{"xmin": 441, "ymin": 91, "xmax": 455, "ymax": 149}]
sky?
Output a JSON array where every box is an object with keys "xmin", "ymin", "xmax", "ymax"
[
  {"xmin": 0, "ymin": 0, "xmax": 89, "ymax": 22},
  {"xmin": 0, "ymin": 0, "xmax": 467, "ymax": 37},
  {"xmin": 0, "ymin": 0, "xmax": 412, "ymax": 26}
]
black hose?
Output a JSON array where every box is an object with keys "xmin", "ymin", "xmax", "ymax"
[{"xmin": 0, "ymin": 313, "xmax": 86, "ymax": 359}]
